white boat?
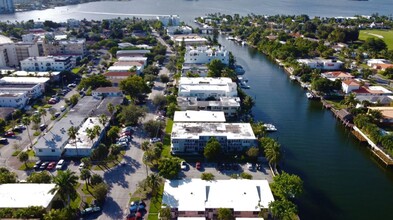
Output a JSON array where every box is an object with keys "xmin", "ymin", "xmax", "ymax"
[
  {"xmin": 241, "ymin": 41, "xmax": 247, "ymax": 46},
  {"xmin": 240, "ymin": 83, "xmax": 250, "ymax": 89},
  {"xmin": 289, "ymin": 75, "xmax": 297, "ymax": 81},
  {"xmin": 237, "ymin": 76, "xmax": 248, "ymax": 82},
  {"xmin": 263, "ymin": 124, "xmax": 277, "ymax": 132},
  {"xmin": 306, "ymin": 92, "xmax": 314, "ymax": 99}
]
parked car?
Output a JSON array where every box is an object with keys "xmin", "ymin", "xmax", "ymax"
[
  {"xmin": 39, "ymin": 162, "xmax": 49, "ymax": 169},
  {"xmin": 247, "ymin": 163, "xmax": 255, "ymax": 171},
  {"xmin": 116, "ymin": 142, "xmax": 128, "ymax": 148},
  {"xmin": 149, "ymin": 137, "xmax": 161, "ymax": 143},
  {"xmin": 33, "ymin": 160, "xmax": 42, "ymax": 170},
  {"xmin": 180, "ymin": 161, "xmax": 187, "ymax": 170},
  {"xmin": 122, "ymin": 130, "xmax": 132, "ymax": 136},
  {"xmin": 79, "ymin": 162, "xmax": 85, "ymax": 170},
  {"xmin": 54, "ymin": 112, "xmax": 61, "ymax": 118},
  {"xmin": 48, "ymin": 98, "xmax": 57, "ymax": 104},
  {"xmin": 196, "ymin": 162, "xmax": 202, "ymax": 170},
  {"xmin": 56, "ymin": 159, "xmax": 65, "ymax": 170},
  {"xmin": 0, "ymin": 138, "xmax": 8, "ymax": 144},
  {"xmin": 39, "ymin": 124, "xmax": 47, "ymax": 131},
  {"xmin": 80, "ymin": 206, "xmax": 101, "ymax": 216},
  {"xmin": 67, "ymin": 83, "xmax": 76, "ymax": 88},
  {"xmin": 46, "ymin": 162, "xmax": 56, "ymax": 170},
  {"xmin": 60, "ymin": 106, "xmax": 66, "ymax": 112},
  {"xmin": 13, "ymin": 125, "xmax": 25, "ymax": 132},
  {"xmin": 118, "ymin": 137, "xmax": 130, "ymax": 143},
  {"xmin": 4, "ymin": 131, "xmax": 15, "ymax": 137}
]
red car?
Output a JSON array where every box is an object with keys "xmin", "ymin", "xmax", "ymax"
[
  {"xmin": 196, "ymin": 162, "xmax": 201, "ymax": 170},
  {"xmin": 46, "ymin": 162, "xmax": 56, "ymax": 170},
  {"xmin": 4, "ymin": 131, "xmax": 15, "ymax": 137}
]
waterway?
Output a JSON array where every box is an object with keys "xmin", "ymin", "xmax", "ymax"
[
  {"xmin": 0, "ymin": 0, "xmax": 393, "ymax": 23},
  {"xmin": 218, "ymin": 36, "xmax": 393, "ymax": 220},
  {"xmin": 2, "ymin": 1, "xmax": 393, "ymax": 219}
]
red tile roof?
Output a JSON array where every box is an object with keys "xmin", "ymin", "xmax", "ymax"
[{"xmin": 342, "ymin": 79, "xmax": 360, "ymax": 86}]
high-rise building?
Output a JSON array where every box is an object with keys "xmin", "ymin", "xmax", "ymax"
[{"xmin": 0, "ymin": 0, "xmax": 14, "ymax": 14}]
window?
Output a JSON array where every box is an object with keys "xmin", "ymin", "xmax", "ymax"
[
  {"xmin": 51, "ymin": 149, "xmax": 55, "ymax": 152},
  {"xmin": 39, "ymin": 149, "xmax": 42, "ymax": 152}
]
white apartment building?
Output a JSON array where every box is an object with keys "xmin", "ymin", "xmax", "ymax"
[
  {"xmin": 157, "ymin": 15, "xmax": 180, "ymax": 26},
  {"xmin": 20, "ymin": 56, "xmax": 73, "ymax": 71},
  {"xmin": 162, "ymin": 179, "xmax": 274, "ymax": 219},
  {"xmin": 178, "ymin": 77, "xmax": 237, "ymax": 100},
  {"xmin": 43, "ymin": 37, "xmax": 87, "ymax": 57},
  {"xmin": 181, "ymin": 64, "xmax": 208, "ymax": 77},
  {"xmin": 173, "ymin": 35, "xmax": 208, "ymax": 46},
  {"xmin": 184, "ymin": 46, "xmax": 229, "ymax": 65},
  {"xmin": 64, "ymin": 117, "xmax": 107, "ymax": 157},
  {"xmin": 297, "ymin": 58, "xmax": 343, "ymax": 70},
  {"xmin": 171, "ymin": 123, "xmax": 257, "ymax": 154},
  {"xmin": 166, "ymin": 26, "xmax": 193, "ymax": 35},
  {"xmin": 0, "ymin": 92, "xmax": 28, "ymax": 109},
  {"xmin": 0, "ymin": 77, "xmax": 49, "ymax": 99},
  {"xmin": 177, "ymin": 97, "xmax": 240, "ymax": 117},
  {"xmin": 14, "ymin": 42, "xmax": 40, "ymax": 64},
  {"xmin": 117, "ymin": 56, "xmax": 148, "ymax": 67},
  {"xmin": 10, "ymin": 71, "xmax": 61, "ymax": 81},
  {"xmin": 0, "ymin": 35, "xmax": 18, "ymax": 67}
]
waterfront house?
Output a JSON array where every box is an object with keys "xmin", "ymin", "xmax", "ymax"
[
  {"xmin": 322, "ymin": 71, "xmax": 354, "ymax": 81},
  {"xmin": 297, "ymin": 58, "xmax": 343, "ymax": 70},
  {"xmin": 177, "ymin": 96, "xmax": 240, "ymax": 117},
  {"xmin": 162, "ymin": 179, "xmax": 274, "ymax": 219},
  {"xmin": 368, "ymin": 107, "xmax": 393, "ymax": 123},
  {"xmin": 181, "ymin": 63, "xmax": 209, "ymax": 77},
  {"xmin": 342, "ymin": 79, "xmax": 361, "ymax": 94},
  {"xmin": 352, "ymin": 86, "xmax": 393, "ymax": 96},
  {"xmin": 367, "ymin": 59, "xmax": 390, "ymax": 67},
  {"xmin": 172, "ymin": 35, "xmax": 208, "ymax": 46},
  {"xmin": 356, "ymin": 95, "xmax": 393, "ymax": 105},
  {"xmin": 178, "ymin": 77, "xmax": 237, "ymax": 99}
]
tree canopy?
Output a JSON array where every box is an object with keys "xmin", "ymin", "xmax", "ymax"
[
  {"xmin": 204, "ymin": 137, "xmax": 222, "ymax": 160},
  {"xmin": 271, "ymin": 171, "xmax": 303, "ymax": 200},
  {"xmin": 119, "ymin": 75, "xmax": 151, "ymax": 99}
]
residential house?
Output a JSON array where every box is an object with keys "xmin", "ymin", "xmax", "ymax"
[
  {"xmin": 342, "ymin": 79, "xmax": 361, "ymax": 94},
  {"xmin": 20, "ymin": 56, "xmax": 73, "ymax": 72},
  {"xmin": 178, "ymin": 77, "xmax": 237, "ymax": 100},
  {"xmin": 322, "ymin": 71, "xmax": 354, "ymax": 81},
  {"xmin": 297, "ymin": 58, "xmax": 343, "ymax": 70},
  {"xmin": 104, "ymin": 71, "xmax": 136, "ymax": 86},
  {"xmin": 173, "ymin": 35, "xmax": 208, "ymax": 46}
]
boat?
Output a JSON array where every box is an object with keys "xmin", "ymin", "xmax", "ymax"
[
  {"xmin": 289, "ymin": 75, "xmax": 297, "ymax": 81},
  {"xmin": 240, "ymin": 83, "xmax": 250, "ymax": 89},
  {"xmin": 237, "ymin": 76, "xmax": 248, "ymax": 83},
  {"xmin": 263, "ymin": 124, "xmax": 277, "ymax": 132},
  {"xmin": 241, "ymin": 41, "xmax": 247, "ymax": 46},
  {"xmin": 235, "ymin": 65, "xmax": 245, "ymax": 75}
]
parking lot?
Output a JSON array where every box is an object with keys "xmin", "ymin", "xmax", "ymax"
[{"xmin": 179, "ymin": 161, "xmax": 273, "ymax": 182}]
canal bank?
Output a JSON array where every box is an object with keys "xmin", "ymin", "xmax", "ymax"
[{"xmin": 218, "ymin": 36, "xmax": 393, "ymax": 220}]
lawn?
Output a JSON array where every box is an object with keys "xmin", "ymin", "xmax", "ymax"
[
  {"xmin": 93, "ymin": 150, "xmax": 126, "ymax": 171},
  {"xmin": 359, "ymin": 29, "xmax": 393, "ymax": 50},
  {"xmin": 18, "ymin": 161, "xmax": 36, "ymax": 170},
  {"xmin": 72, "ymin": 67, "xmax": 82, "ymax": 74},
  {"xmin": 325, "ymin": 100, "xmax": 347, "ymax": 110},
  {"xmin": 147, "ymin": 184, "xmax": 164, "ymax": 220}
]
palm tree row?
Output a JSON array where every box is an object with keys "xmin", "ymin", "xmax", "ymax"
[{"xmin": 263, "ymin": 138, "xmax": 282, "ymax": 172}]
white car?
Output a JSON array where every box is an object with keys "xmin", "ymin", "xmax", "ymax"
[
  {"xmin": 180, "ymin": 161, "xmax": 187, "ymax": 170},
  {"xmin": 149, "ymin": 137, "xmax": 161, "ymax": 143},
  {"xmin": 56, "ymin": 159, "xmax": 65, "ymax": 170},
  {"xmin": 60, "ymin": 106, "xmax": 66, "ymax": 112},
  {"xmin": 79, "ymin": 162, "xmax": 85, "ymax": 170}
]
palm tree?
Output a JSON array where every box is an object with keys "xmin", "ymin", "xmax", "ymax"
[
  {"xmin": 38, "ymin": 107, "xmax": 47, "ymax": 130},
  {"xmin": 22, "ymin": 117, "xmax": 33, "ymax": 148},
  {"xmin": 99, "ymin": 114, "xmax": 108, "ymax": 127},
  {"xmin": 85, "ymin": 128, "xmax": 96, "ymax": 145},
  {"xmin": 264, "ymin": 140, "xmax": 281, "ymax": 172},
  {"xmin": 49, "ymin": 170, "xmax": 79, "ymax": 207},
  {"xmin": 92, "ymin": 125, "xmax": 101, "ymax": 142},
  {"xmin": 68, "ymin": 126, "xmax": 78, "ymax": 157},
  {"xmin": 107, "ymin": 103, "xmax": 114, "ymax": 117},
  {"xmin": 18, "ymin": 151, "xmax": 29, "ymax": 167},
  {"xmin": 31, "ymin": 114, "xmax": 41, "ymax": 132},
  {"xmin": 146, "ymin": 173, "xmax": 162, "ymax": 196},
  {"xmin": 80, "ymin": 168, "xmax": 91, "ymax": 190}
]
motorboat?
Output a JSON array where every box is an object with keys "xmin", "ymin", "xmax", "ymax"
[{"xmin": 263, "ymin": 124, "xmax": 277, "ymax": 132}]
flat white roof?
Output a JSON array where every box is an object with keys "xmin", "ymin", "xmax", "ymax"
[
  {"xmin": 0, "ymin": 76, "xmax": 50, "ymax": 84},
  {"xmin": 173, "ymin": 111, "xmax": 226, "ymax": 122},
  {"xmin": 171, "ymin": 123, "xmax": 256, "ymax": 140},
  {"xmin": 180, "ymin": 77, "xmax": 233, "ymax": 85},
  {"xmin": 64, "ymin": 117, "xmax": 105, "ymax": 150},
  {"xmin": 0, "ymin": 35, "xmax": 13, "ymax": 44},
  {"xmin": 368, "ymin": 86, "xmax": 392, "ymax": 94},
  {"xmin": 118, "ymin": 56, "xmax": 148, "ymax": 62},
  {"xmin": 178, "ymin": 218, "xmax": 206, "ymax": 220},
  {"xmin": 0, "ymin": 184, "xmax": 57, "ymax": 208},
  {"xmin": 163, "ymin": 179, "xmax": 274, "ymax": 212},
  {"xmin": 108, "ymin": 66, "xmax": 141, "ymax": 71},
  {"xmin": 10, "ymin": 71, "xmax": 61, "ymax": 77}
]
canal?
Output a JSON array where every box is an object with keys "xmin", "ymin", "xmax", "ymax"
[{"xmin": 218, "ymin": 36, "xmax": 393, "ymax": 220}]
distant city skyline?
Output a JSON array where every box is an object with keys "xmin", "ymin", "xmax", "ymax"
[{"xmin": 0, "ymin": 0, "xmax": 14, "ymax": 13}]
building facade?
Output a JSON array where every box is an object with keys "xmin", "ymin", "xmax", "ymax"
[
  {"xmin": 184, "ymin": 46, "xmax": 229, "ymax": 65},
  {"xmin": 0, "ymin": 35, "xmax": 18, "ymax": 67},
  {"xmin": 178, "ymin": 77, "xmax": 237, "ymax": 100},
  {"xmin": 14, "ymin": 42, "xmax": 39, "ymax": 63},
  {"xmin": 171, "ymin": 123, "xmax": 257, "ymax": 154},
  {"xmin": 177, "ymin": 97, "xmax": 240, "ymax": 117},
  {"xmin": 0, "ymin": 92, "xmax": 28, "ymax": 109},
  {"xmin": 20, "ymin": 56, "xmax": 73, "ymax": 71},
  {"xmin": 297, "ymin": 58, "xmax": 343, "ymax": 70},
  {"xmin": 43, "ymin": 37, "xmax": 87, "ymax": 57}
]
